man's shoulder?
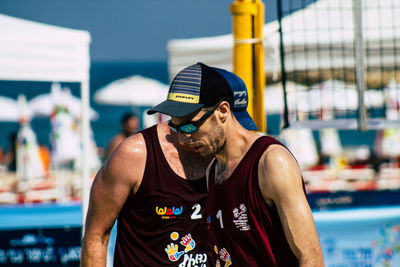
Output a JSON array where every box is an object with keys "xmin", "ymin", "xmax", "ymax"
[
  {"xmin": 118, "ymin": 133, "xmax": 146, "ymax": 155},
  {"xmin": 262, "ymin": 143, "xmax": 294, "ymax": 165},
  {"xmin": 104, "ymin": 133, "xmax": 147, "ymax": 180},
  {"xmin": 244, "ymin": 134, "xmax": 284, "ymax": 158},
  {"xmin": 255, "ymin": 138, "xmax": 297, "ymax": 179},
  {"xmin": 257, "ymin": 140, "xmax": 302, "ymax": 201},
  {"xmin": 105, "ymin": 133, "xmax": 147, "ymax": 166}
]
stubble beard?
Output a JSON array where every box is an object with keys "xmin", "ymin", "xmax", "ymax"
[{"xmin": 203, "ymin": 118, "xmax": 226, "ymax": 157}]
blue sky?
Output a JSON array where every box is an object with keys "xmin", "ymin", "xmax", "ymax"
[{"xmin": 0, "ymin": 0, "xmax": 278, "ymax": 62}]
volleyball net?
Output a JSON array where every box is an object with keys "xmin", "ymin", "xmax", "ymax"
[{"xmin": 273, "ymin": 0, "xmax": 400, "ymax": 130}]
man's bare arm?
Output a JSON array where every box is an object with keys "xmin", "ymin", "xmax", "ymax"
[
  {"xmin": 258, "ymin": 145, "xmax": 324, "ymax": 266},
  {"xmin": 81, "ymin": 134, "xmax": 146, "ymax": 267}
]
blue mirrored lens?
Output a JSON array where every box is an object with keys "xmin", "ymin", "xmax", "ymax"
[
  {"xmin": 179, "ymin": 124, "xmax": 199, "ymax": 134},
  {"xmin": 168, "ymin": 121, "xmax": 198, "ymax": 134}
]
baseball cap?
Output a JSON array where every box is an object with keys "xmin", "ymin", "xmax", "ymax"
[{"xmin": 147, "ymin": 62, "xmax": 257, "ymax": 131}]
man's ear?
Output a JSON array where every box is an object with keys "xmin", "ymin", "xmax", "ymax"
[{"xmin": 217, "ymin": 101, "xmax": 230, "ymax": 122}]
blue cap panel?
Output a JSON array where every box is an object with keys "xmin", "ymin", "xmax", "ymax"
[
  {"xmin": 213, "ymin": 67, "xmax": 257, "ymax": 131},
  {"xmin": 212, "ymin": 68, "xmax": 249, "ymax": 112}
]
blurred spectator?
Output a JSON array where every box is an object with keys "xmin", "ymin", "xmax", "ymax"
[
  {"xmin": 3, "ymin": 132, "xmax": 17, "ymax": 172},
  {"xmin": 106, "ymin": 112, "xmax": 139, "ymax": 157}
]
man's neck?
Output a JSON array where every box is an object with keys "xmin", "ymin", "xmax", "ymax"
[
  {"xmin": 214, "ymin": 127, "xmax": 258, "ymax": 182},
  {"xmin": 159, "ymin": 123, "xmax": 212, "ymax": 180}
]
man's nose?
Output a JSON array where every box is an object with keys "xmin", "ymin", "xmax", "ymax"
[{"xmin": 178, "ymin": 132, "xmax": 192, "ymax": 145}]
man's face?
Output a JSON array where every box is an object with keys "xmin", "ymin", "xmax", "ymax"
[
  {"xmin": 170, "ymin": 109, "xmax": 225, "ymax": 158},
  {"xmin": 123, "ymin": 117, "xmax": 139, "ymax": 136}
]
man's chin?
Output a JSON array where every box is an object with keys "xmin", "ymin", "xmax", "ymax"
[
  {"xmin": 184, "ymin": 144, "xmax": 212, "ymax": 157},
  {"xmin": 198, "ymin": 149, "xmax": 213, "ymax": 158}
]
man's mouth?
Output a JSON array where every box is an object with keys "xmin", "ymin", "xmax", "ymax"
[
  {"xmin": 186, "ymin": 143, "xmax": 203, "ymax": 152},
  {"xmin": 193, "ymin": 145, "xmax": 202, "ymax": 152}
]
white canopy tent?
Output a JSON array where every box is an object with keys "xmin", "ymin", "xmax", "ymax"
[
  {"xmin": 0, "ymin": 14, "xmax": 91, "ymax": 225},
  {"xmin": 167, "ymin": 22, "xmax": 279, "ymax": 80},
  {"xmin": 0, "ymin": 14, "xmax": 90, "ymax": 81}
]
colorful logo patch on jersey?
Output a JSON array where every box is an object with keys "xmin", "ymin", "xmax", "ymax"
[
  {"xmin": 232, "ymin": 203, "xmax": 250, "ymax": 231},
  {"xmin": 214, "ymin": 245, "xmax": 232, "ymax": 267},
  {"xmin": 164, "ymin": 231, "xmax": 207, "ymax": 267},
  {"xmin": 156, "ymin": 206, "xmax": 183, "ymax": 219}
]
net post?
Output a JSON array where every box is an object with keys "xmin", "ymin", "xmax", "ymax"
[{"xmin": 353, "ymin": 0, "xmax": 367, "ymax": 131}]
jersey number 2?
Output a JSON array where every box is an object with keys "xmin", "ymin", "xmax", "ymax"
[{"xmin": 191, "ymin": 204, "xmax": 202, "ymax": 220}]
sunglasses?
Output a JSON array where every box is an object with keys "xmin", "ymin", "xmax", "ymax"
[{"xmin": 168, "ymin": 98, "xmax": 225, "ymax": 134}]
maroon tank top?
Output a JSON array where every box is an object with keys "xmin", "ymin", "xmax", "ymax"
[
  {"xmin": 206, "ymin": 136, "xmax": 300, "ymax": 266},
  {"xmin": 114, "ymin": 125, "xmax": 212, "ymax": 266}
]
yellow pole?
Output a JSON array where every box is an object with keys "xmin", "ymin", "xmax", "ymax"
[
  {"xmin": 230, "ymin": 0, "xmax": 266, "ymax": 132},
  {"xmin": 253, "ymin": 0, "xmax": 266, "ymax": 132},
  {"xmin": 230, "ymin": 0, "xmax": 255, "ymax": 117}
]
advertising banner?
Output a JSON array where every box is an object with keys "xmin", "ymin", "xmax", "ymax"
[
  {"xmin": 0, "ymin": 227, "xmax": 81, "ymax": 266},
  {"xmin": 315, "ymin": 206, "xmax": 400, "ymax": 267}
]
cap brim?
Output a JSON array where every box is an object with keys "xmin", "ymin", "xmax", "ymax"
[
  {"xmin": 233, "ymin": 110, "xmax": 258, "ymax": 131},
  {"xmin": 147, "ymin": 100, "xmax": 204, "ymax": 117}
]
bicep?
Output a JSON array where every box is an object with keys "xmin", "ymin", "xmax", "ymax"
[
  {"xmin": 259, "ymin": 146, "xmax": 321, "ymax": 261},
  {"xmin": 84, "ymin": 169, "xmax": 126, "ymax": 235},
  {"xmin": 85, "ymin": 136, "xmax": 146, "ymax": 235},
  {"xmin": 274, "ymin": 188, "xmax": 318, "ymax": 259}
]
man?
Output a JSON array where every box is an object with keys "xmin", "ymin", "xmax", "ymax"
[
  {"xmin": 147, "ymin": 62, "xmax": 324, "ymax": 266},
  {"xmin": 106, "ymin": 112, "xmax": 139, "ymax": 157},
  {"xmin": 81, "ymin": 123, "xmax": 213, "ymax": 263}
]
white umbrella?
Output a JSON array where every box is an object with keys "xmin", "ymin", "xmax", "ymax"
[
  {"xmin": 94, "ymin": 75, "xmax": 169, "ymax": 106},
  {"xmin": 0, "ymin": 94, "xmax": 34, "ymax": 122},
  {"xmin": 0, "ymin": 95, "xmax": 21, "ymax": 122},
  {"xmin": 29, "ymin": 83, "xmax": 98, "ymax": 120}
]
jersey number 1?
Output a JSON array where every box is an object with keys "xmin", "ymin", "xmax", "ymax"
[{"xmin": 216, "ymin": 210, "xmax": 224, "ymax": 228}]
